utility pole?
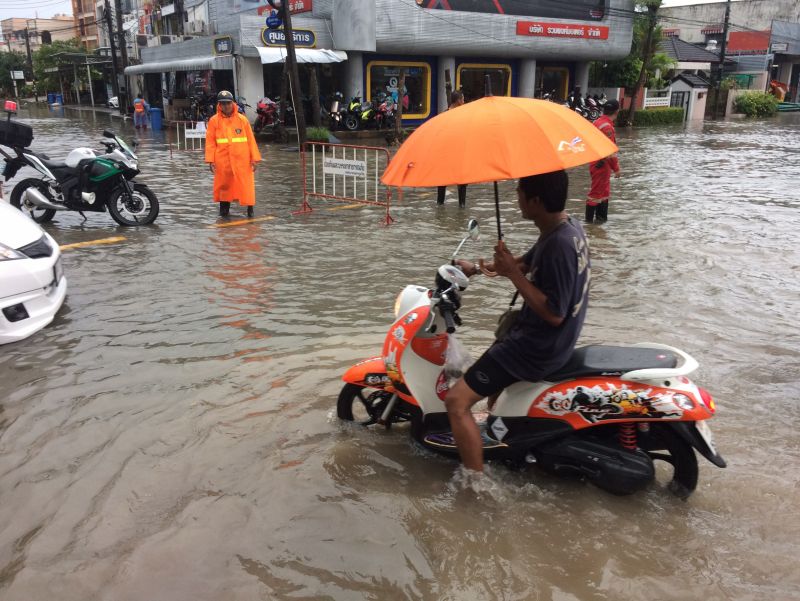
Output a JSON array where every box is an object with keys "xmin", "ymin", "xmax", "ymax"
[
  {"xmin": 274, "ymin": 0, "xmax": 307, "ymax": 145},
  {"xmin": 23, "ymin": 26, "xmax": 39, "ymax": 103},
  {"xmin": 712, "ymin": 0, "xmax": 732, "ymax": 120},
  {"xmin": 623, "ymin": 2, "xmax": 659, "ymax": 127},
  {"xmin": 103, "ymin": 0, "xmax": 121, "ymax": 108},
  {"xmin": 175, "ymin": 0, "xmax": 185, "ymax": 36},
  {"xmin": 114, "ymin": 0, "xmax": 129, "ymax": 115}
]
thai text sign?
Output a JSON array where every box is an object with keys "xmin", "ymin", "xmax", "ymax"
[
  {"xmin": 258, "ymin": 0, "xmax": 313, "ymax": 15},
  {"xmin": 323, "ymin": 157, "xmax": 366, "ymax": 178},
  {"xmin": 516, "ymin": 21, "xmax": 609, "ymax": 40},
  {"xmin": 185, "ymin": 121, "xmax": 207, "ymax": 140},
  {"xmin": 261, "ymin": 29, "xmax": 316, "ymax": 47}
]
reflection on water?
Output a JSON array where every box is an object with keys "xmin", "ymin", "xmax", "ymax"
[{"xmin": 1, "ymin": 107, "xmax": 799, "ymax": 600}]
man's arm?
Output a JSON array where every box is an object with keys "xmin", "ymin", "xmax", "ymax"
[{"xmin": 204, "ymin": 116, "xmax": 217, "ymax": 170}]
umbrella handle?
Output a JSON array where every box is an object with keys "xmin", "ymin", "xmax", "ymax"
[{"xmin": 494, "ymin": 181, "xmax": 503, "ymax": 240}]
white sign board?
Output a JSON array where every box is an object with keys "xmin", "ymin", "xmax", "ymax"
[
  {"xmin": 771, "ymin": 42, "xmax": 788, "ymax": 53},
  {"xmin": 185, "ymin": 121, "xmax": 206, "ymax": 140},
  {"xmin": 323, "ymin": 157, "xmax": 366, "ymax": 178},
  {"xmin": 11, "ymin": 70, "xmax": 24, "ymax": 80}
]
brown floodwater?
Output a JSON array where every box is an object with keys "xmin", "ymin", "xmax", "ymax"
[{"xmin": 1, "ymin": 105, "xmax": 799, "ymax": 600}]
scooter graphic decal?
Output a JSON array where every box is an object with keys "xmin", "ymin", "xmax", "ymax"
[{"xmin": 537, "ymin": 383, "xmax": 694, "ymax": 424}]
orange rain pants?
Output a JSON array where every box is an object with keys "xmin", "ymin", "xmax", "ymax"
[{"xmin": 205, "ymin": 103, "xmax": 262, "ymax": 206}]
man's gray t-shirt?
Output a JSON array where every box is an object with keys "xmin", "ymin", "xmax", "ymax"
[{"xmin": 488, "ymin": 216, "xmax": 590, "ymax": 381}]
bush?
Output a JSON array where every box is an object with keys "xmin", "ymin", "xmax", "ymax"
[
  {"xmin": 617, "ymin": 107, "xmax": 684, "ymax": 126},
  {"xmin": 733, "ymin": 91, "xmax": 779, "ymax": 117},
  {"xmin": 306, "ymin": 126, "xmax": 331, "ymax": 142}
]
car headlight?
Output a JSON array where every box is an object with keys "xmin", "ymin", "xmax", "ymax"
[{"xmin": 0, "ymin": 242, "xmax": 26, "ymax": 261}]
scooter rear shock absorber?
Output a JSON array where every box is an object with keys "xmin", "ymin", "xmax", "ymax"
[{"xmin": 618, "ymin": 423, "xmax": 638, "ymax": 450}]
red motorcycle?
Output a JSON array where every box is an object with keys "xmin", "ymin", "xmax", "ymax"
[
  {"xmin": 253, "ymin": 97, "xmax": 279, "ymax": 133},
  {"xmin": 375, "ymin": 95, "xmax": 396, "ymax": 130}
]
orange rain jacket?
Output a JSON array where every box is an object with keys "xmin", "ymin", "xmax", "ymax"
[{"xmin": 205, "ymin": 103, "xmax": 262, "ymax": 206}]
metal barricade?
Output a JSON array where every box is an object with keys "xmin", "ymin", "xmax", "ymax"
[
  {"xmin": 298, "ymin": 141, "xmax": 395, "ymax": 225},
  {"xmin": 168, "ymin": 120, "xmax": 207, "ymax": 156}
]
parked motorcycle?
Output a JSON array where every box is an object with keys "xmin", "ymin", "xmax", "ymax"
[
  {"xmin": 253, "ymin": 96, "xmax": 280, "ymax": 133},
  {"xmin": 584, "ymin": 94, "xmax": 602, "ymax": 121},
  {"xmin": 327, "ymin": 91, "xmax": 345, "ymax": 130},
  {"xmin": 3, "ymin": 127, "xmax": 159, "ymax": 226},
  {"xmin": 337, "ymin": 220, "xmax": 726, "ymax": 498},
  {"xmin": 343, "ymin": 94, "xmax": 378, "ymax": 131},
  {"xmin": 374, "ymin": 93, "xmax": 397, "ymax": 130}
]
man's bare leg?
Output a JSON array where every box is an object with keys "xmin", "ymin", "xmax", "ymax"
[{"xmin": 444, "ymin": 378, "xmax": 485, "ymax": 472}]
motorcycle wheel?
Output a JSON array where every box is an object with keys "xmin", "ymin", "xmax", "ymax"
[
  {"xmin": 10, "ymin": 178, "xmax": 57, "ymax": 224},
  {"xmin": 344, "ymin": 115, "xmax": 360, "ymax": 131},
  {"xmin": 642, "ymin": 425, "xmax": 699, "ymax": 498},
  {"xmin": 589, "ymin": 109, "xmax": 601, "ymax": 121},
  {"xmin": 107, "ymin": 183, "xmax": 159, "ymax": 226},
  {"xmin": 253, "ymin": 119, "xmax": 263, "ymax": 134},
  {"xmin": 337, "ymin": 383, "xmax": 411, "ymax": 428}
]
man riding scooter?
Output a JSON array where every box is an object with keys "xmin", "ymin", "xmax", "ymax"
[{"xmin": 447, "ymin": 169, "xmax": 590, "ymax": 474}]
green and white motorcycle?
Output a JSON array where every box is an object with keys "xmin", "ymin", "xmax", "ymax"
[{"xmin": 3, "ymin": 128, "xmax": 159, "ymax": 226}]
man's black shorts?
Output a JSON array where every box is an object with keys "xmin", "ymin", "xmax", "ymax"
[{"xmin": 463, "ymin": 349, "xmax": 521, "ymax": 398}]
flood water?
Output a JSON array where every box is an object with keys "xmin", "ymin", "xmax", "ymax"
[{"xmin": 1, "ymin": 105, "xmax": 799, "ymax": 601}]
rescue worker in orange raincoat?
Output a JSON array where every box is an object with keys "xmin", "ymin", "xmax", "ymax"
[{"xmin": 205, "ymin": 90, "xmax": 262, "ymax": 218}]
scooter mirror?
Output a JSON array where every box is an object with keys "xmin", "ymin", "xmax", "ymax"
[
  {"xmin": 102, "ymin": 129, "xmax": 115, "ymax": 138},
  {"xmin": 467, "ymin": 219, "xmax": 480, "ymax": 241}
]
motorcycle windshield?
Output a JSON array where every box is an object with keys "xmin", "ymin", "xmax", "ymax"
[{"xmin": 115, "ymin": 136, "xmax": 138, "ymax": 161}]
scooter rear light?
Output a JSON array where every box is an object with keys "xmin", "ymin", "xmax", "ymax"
[{"xmin": 698, "ymin": 387, "xmax": 716, "ymax": 414}]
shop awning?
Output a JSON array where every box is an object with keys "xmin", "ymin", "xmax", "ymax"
[
  {"xmin": 256, "ymin": 47, "xmax": 348, "ymax": 64},
  {"xmin": 124, "ymin": 55, "xmax": 234, "ymax": 75}
]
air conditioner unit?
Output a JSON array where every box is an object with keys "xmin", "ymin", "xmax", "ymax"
[
  {"xmin": 147, "ymin": 35, "xmax": 160, "ymax": 47},
  {"xmin": 182, "ymin": 35, "xmax": 194, "ymax": 41},
  {"xmin": 187, "ymin": 20, "xmax": 205, "ymax": 34},
  {"xmin": 160, "ymin": 34, "xmax": 180, "ymax": 44},
  {"xmin": 136, "ymin": 34, "xmax": 150, "ymax": 47}
]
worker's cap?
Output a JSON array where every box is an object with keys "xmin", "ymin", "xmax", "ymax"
[
  {"xmin": 603, "ymin": 99, "xmax": 620, "ymax": 115},
  {"xmin": 217, "ymin": 90, "xmax": 234, "ymax": 103}
]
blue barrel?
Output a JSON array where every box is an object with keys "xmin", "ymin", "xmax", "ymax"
[
  {"xmin": 149, "ymin": 107, "xmax": 163, "ymax": 131},
  {"xmin": 47, "ymin": 92, "xmax": 55, "ymax": 105},
  {"xmin": 55, "ymin": 93, "xmax": 63, "ymax": 105}
]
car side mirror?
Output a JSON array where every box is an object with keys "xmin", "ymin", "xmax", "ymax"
[{"xmin": 103, "ymin": 129, "xmax": 114, "ymax": 138}]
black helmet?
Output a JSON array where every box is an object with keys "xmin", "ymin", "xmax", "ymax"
[
  {"xmin": 217, "ymin": 90, "xmax": 234, "ymax": 103},
  {"xmin": 603, "ymin": 99, "xmax": 620, "ymax": 115}
]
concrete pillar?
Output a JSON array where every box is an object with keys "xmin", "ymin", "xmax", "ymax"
[
  {"xmin": 438, "ymin": 56, "xmax": 455, "ymax": 113},
  {"xmin": 343, "ymin": 51, "xmax": 363, "ymax": 100},
  {"xmin": 238, "ymin": 56, "xmax": 264, "ymax": 122},
  {"xmin": 575, "ymin": 61, "xmax": 590, "ymax": 94},
  {"xmin": 518, "ymin": 58, "xmax": 537, "ymax": 98}
]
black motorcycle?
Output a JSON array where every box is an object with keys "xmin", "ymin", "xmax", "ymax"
[{"xmin": 1, "ymin": 123, "xmax": 159, "ymax": 226}]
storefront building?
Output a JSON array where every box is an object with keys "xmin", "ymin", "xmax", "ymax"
[{"xmin": 126, "ymin": 0, "xmax": 634, "ymax": 123}]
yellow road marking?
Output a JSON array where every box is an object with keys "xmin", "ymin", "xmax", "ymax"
[
  {"xmin": 327, "ymin": 203, "xmax": 364, "ymax": 211},
  {"xmin": 208, "ymin": 215, "xmax": 276, "ymax": 228},
  {"xmin": 60, "ymin": 236, "xmax": 126, "ymax": 251}
]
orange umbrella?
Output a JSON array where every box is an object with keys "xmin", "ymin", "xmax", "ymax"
[{"xmin": 381, "ymin": 96, "xmax": 618, "ymax": 238}]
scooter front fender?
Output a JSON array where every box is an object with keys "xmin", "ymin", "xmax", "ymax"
[{"xmin": 342, "ymin": 357, "xmax": 390, "ymax": 388}]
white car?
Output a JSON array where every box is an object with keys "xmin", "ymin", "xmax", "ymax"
[
  {"xmin": 107, "ymin": 96, "xmax": 119, "ymax": 109},
  {"xmin": 0, "ymin": 201, "xmax": 67, "ymax": 344}
]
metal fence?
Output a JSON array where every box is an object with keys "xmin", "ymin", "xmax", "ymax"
[
  {"xmin": 298, "ymin": 142, "xmax": 395, "ymax": 225},
  {"xmin": 168, "ymin": 121, "xmax": 207, "ymax": 156}
]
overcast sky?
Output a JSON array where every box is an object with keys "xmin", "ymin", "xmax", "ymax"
[{"xmin": 1, "ymin": 0, "xmax": 739, "ymax": 27}]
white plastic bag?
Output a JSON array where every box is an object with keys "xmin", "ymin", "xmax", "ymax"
[{"xmin": 444, "ymin": 333, "xmax": 473, "ymax": 380}]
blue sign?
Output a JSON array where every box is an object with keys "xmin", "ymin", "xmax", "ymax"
[
  {"xmin": 265, "ymin": 10, "xmax": 282, "ymax": 30},
  {"xmin": 261, "ymin": 28, "xmax": 316, "ymax": 48}
]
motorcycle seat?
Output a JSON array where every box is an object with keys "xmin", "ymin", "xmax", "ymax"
[
  {"xmin": 545, "ymin": 345, "xmax": 678, "ymax": 381},
  {"xmin": 42, "ymin": 158, "xmax": 68, "ymax": 169}
]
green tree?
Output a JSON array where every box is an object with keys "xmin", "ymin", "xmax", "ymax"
[
  {"xmin": 0, "ymin": 51, "xmax": 28, "ymax": 97},
  {"xmin": 33, "ymin": 38, "xmax": 85, "ymax": 93}
]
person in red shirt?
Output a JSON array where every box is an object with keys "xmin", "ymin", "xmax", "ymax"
[{"xmin": 585, "ymin": 99, "xmax": 621, "ymax": 223}]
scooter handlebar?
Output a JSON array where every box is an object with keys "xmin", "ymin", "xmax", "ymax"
[{"xmin": 440, "ymin": 304, "xmax": 457, "ymax": 334}]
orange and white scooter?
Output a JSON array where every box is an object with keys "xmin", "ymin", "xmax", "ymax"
[{"xmin": 337, "ymin": 221, "xmax": 726, "ymax": 497}]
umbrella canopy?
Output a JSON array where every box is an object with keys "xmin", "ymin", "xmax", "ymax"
[{"xmin": 381, "ymin": 96, "xmax": 618, "ymax": 188}]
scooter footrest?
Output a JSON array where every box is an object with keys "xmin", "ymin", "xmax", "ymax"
[{"xmin": 424, "ymin": 431, "xmax": 509, "ymax": 450}]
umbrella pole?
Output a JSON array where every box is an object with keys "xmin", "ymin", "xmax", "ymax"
[{"xmin": 494, "ymin": 181, "xmax": 503, "ymax": 240}]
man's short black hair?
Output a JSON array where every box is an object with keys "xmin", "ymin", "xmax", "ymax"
[
  {"xmin": 603, "ymin": 99, "xmax": 620, "ymax": 115},
  {"xmin": 519, "ymin": 170, "xmax": 569, "ymax": 212},
  {"xmin": 450, "ymin": 90, "xmax": 464, "ymax": 105}
]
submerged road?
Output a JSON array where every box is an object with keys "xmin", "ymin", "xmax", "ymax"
[{"xmin": 1, "ymin": 106, "xmax": 799, "ymax": 600}]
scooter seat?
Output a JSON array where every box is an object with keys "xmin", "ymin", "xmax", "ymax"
[{"xmin": 545, "ymin": 345, "xmax": 678, "ymax": 381}]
